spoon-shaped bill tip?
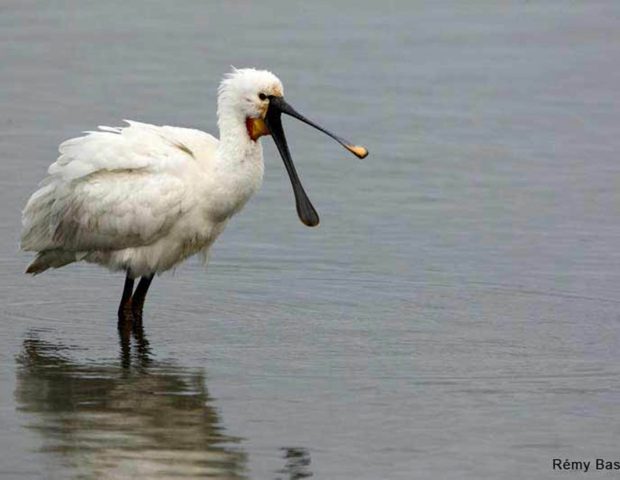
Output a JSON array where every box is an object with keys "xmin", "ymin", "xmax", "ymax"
[
  {"xmin": 300, "ymin": 208, "xmax": 320, "ymax": 227},
  {"xmin": 346, "ymin": 145, "xmax": 368, "ymax": 159}
]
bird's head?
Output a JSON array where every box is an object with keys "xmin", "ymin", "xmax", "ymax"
[
  {"xmin": 218, "ymin": 67, "xmax": 368, "ymax": 227},
  {"xmin": 218, "ymin": 68, "xmax": 283, "ymax": 135}
]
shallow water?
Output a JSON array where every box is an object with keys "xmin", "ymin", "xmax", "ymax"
[{"xmin": 2, "ymin": 1, "xmax": 620, "ymax": 478}]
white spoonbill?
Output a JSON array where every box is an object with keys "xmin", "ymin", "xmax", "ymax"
[{"xmin": 20, "ymin": 68, "xmax": 368, "ymax": 322}]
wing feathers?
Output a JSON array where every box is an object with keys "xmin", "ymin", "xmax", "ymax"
[{"xmin": 21, "ymin": 121, "xmax": 214, "ymax": 254}]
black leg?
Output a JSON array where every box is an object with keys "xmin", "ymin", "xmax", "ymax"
[
  {"xmin": 131, "ymin": 274, "xmax": 154, "ymax": 325},
  {"xmin": 117, "ymin": 271, "xmax": 135, "ymax": 325}
]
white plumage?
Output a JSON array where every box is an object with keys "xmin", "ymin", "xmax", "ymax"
[
  {"xmin": 21, "ymin": 67, "xmax": 366, "ymax": 319},
  {"xmin": 22, "ymin": 70, "xmax": 275, "ymax": 277}
]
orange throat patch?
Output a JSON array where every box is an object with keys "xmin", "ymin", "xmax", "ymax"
[{"xmin": 246, "ymin": 117, "xmax": 270, "ymax": 141}]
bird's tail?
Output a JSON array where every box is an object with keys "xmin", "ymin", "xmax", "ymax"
[{"xmin": 26, "ymin": 250, "xmax": 77, "ymax": 275}]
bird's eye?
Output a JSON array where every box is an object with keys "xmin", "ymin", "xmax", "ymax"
[{"xmin": 258, "ymin": 93, "xmax": 267, "ymax": 100}]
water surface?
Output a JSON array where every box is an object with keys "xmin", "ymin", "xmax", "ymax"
[{"xmin": 1, "ymin": 1, "xmax": 620, "ymax": 478}]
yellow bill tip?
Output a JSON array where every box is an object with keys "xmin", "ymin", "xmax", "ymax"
[{"xmin": 347, "ymin": 145, "xmax": 368, "ymax": 159}]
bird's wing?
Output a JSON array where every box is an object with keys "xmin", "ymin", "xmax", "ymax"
[
  {"xmin": 49, "ymin": 120, "xmax": 218, "ymax": 182},
  {"xmin": 21, "ymin": 121, "xmax": 219, "ymax": 252}
]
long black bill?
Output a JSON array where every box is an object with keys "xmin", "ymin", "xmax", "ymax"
[
  {"xmin": 264, "ymin": 96, "xmax": 368, "ymax": 227},
  {"xmin": 268, "ymin": 96, "xmax": 369, "ymax": 159},
  {"xmin": 264, "ymin": 104, "xmax": 320, "ymax": 227}
]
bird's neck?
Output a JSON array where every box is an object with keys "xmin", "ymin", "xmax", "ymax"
[
  {"xmin": 217, "ymin": 107, "xmax": 262, "ymax": 162},
  {"xmin": 209, "ymin": 108, "xmax": 265, "ymax": 221}
]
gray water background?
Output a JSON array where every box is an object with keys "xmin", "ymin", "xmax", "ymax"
[{"xmin": 1, "ymin": 1, "xmax": 620, "ymax": 478}]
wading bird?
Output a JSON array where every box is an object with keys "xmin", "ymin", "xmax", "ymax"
[{"xmin": 21, "ymin": 68, "xmax": 367, "ymax": 324}]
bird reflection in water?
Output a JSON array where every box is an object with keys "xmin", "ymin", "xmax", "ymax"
[
  {"xmin": 118, "ymin": 316, "xmax": 152, "ymax": 370},
  {"xmin": 14, "ymin": 327, "xmax": 248, "ymax": 479},
  {"xmin": 275, "ymin": 448, "xmax": 313, "ymax": 480}
]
